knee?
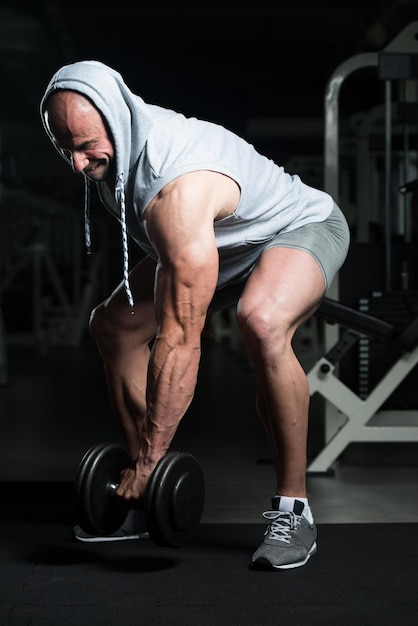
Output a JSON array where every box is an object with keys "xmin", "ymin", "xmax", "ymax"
[
  {"xmin": 89, "ymin": 300, "xmax": 131, "ymax": 351},
  {"xmin": 89, "ymin": 301, "xmax": 114, "ymax": 348},
  {"xmin": 237, "ymin": 303, "xmax": 291, "ymax": 353},
  {"xmin": 89, "ymin": 297, "xmax": 157, "ymax": 357}
]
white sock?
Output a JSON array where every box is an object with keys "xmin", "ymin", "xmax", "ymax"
[{"xmin": 274, "ymin": 495, "xmax": 314, "ymax": 524}]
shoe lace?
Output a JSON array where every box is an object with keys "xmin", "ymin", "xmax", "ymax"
[{"xmin": 263, "ymin": 510, "xmax": 301, "ymax": 544}]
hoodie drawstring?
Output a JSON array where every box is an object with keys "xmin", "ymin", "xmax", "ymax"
[
  {"xmin": 83, "ymin": 173, "xmax": 134, "ymax": 314},
  {"xmin": 83, "ymin": 175, "xmax": 92, "ymax": 255},
  {"xmin": 115, "ymin": 173, "xmax": 135, "ymax": 313}
]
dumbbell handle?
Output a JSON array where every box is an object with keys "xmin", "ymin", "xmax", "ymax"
[
  {"xmin": 108, "ymin": 481, "xmax": 146, "ymax": 511},
  {"xmin": 108, "ymin": 482, "xmax": 120, "ymax": 495}
]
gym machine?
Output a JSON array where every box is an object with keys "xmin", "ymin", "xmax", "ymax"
[{"xmin": 307, "ymin": 21, "xmax": 418, "ymax": 474}]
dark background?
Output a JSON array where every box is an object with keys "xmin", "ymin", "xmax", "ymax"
[
  {"xmin": 2, "ymin": 1, "xmax": 418, "ymax": 482},
  {"xmin": 3, "ymin": 0, "xmax": 417, "ymax": 314},
  {"xmin": 1, "ymin": 1, "xmax": 417, "ymax": 196}
]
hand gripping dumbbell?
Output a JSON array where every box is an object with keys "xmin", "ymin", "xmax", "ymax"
[{"xmin": 73, "ymin": 442, "xmax": 205, "ymax": 547}]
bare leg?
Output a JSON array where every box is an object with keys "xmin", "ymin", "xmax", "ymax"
[
  {"xmin": 236, "ymin": 247, "xmax": 326, "ymax": 497},
  {"xmin": 89, "ymin": 256, "xmax": 158, "ymax": 459}
]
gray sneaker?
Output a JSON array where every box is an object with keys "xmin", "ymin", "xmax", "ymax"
[
  {"xmin": 73, "ymin": 508, "xmax": 149, "ymax": 543},
  {"xmin": 251, "ymin": 499, "xmax": 317, "ymax": 570}
]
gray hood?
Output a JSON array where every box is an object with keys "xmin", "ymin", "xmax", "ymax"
[
  {"xmin": 40, "ymin": 60, "xmax": 157, "ymax": 310},
  {"xmin": 40, "ymin": 60, "xmax": 154, "ymax": 185}
]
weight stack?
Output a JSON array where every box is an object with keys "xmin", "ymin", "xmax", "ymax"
[{"xmin": 357, "ymin": 290, "xmax": 418, "ymax": 408}]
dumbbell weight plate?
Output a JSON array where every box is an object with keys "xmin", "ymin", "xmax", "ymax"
[
  {"xmin": 144, "ymin": 452, "xmax": 205, "ymax": 547},
  {"xmin": 74, "ymin": 442, "xmax": 131, "ymax": 536},
  {"xmin": 73, "ymin": 442, "xmax": 108, "ymax": 521}
]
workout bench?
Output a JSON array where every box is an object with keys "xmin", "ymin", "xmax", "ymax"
[{"xmin": 308, "ymin": 297, "xmax": 418, "ymax": 473}]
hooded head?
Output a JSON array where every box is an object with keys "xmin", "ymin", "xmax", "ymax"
[
  {"xmin": 40, "ymin": 60, "xmax": 154, "ymax": 311},
  {"xmin": 40, "ymin": 60, "xmax": 153, "ymax": 181}
]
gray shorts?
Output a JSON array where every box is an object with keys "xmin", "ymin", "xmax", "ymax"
[{"xmin": 209, "ymin": 203, "xmax": 350, "ymax": 312}]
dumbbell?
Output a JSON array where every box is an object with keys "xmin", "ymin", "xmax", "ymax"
[{"xmin": 73, "ymin": 442, "xmax": 205, "ymax": 547}]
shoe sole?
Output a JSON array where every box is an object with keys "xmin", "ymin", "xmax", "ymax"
[
  {"xmin": 74, "ymin": 531, "xmax": 150, "ymax": 543},
  {"xmin": 251, "ymin": 542, "xmax": 317, "ymax": 570}
]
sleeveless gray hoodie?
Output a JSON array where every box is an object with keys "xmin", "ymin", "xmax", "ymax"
[{"xmin": 40, "ymin": 60, "xmax": 333, "ymax": 304}]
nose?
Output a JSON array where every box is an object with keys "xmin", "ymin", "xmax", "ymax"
[{"xmin": 71, "ymin": 151, "xmax": 88, "ymax": 174}]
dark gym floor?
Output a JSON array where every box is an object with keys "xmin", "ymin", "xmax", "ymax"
[{"xmin": 1, "ymin": 324, "xmax": 418, "ymax": 526}]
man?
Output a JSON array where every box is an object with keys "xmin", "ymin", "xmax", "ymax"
[{"xmin": 40, "ymin": 60, "xmax": 349, "ymax": 570}]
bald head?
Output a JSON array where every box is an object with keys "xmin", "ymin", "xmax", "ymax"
[
  {"xmin": 44, "ymin": 90, "xmax": 115, "ymax": 181},
  {"xmin": 45, "ymin": 91, "xmax": 102, "ymax": 146}
]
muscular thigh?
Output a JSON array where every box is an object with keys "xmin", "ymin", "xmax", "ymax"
[
  {"xmin": 238, "ymin": 247, "xmax": 326, "ymax": 330},
  {"xmin": 238, "ymin": 204, "xmax": 350, "ymax": 329}
]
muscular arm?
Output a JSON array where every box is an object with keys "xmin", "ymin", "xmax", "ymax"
[
  {"xmin": 141, "ymin": 178, "xmax": 219, "ymax": 464},
  {"xmin": 117, "ymin": 172, "xmax": 239, "ymax": 499}
]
